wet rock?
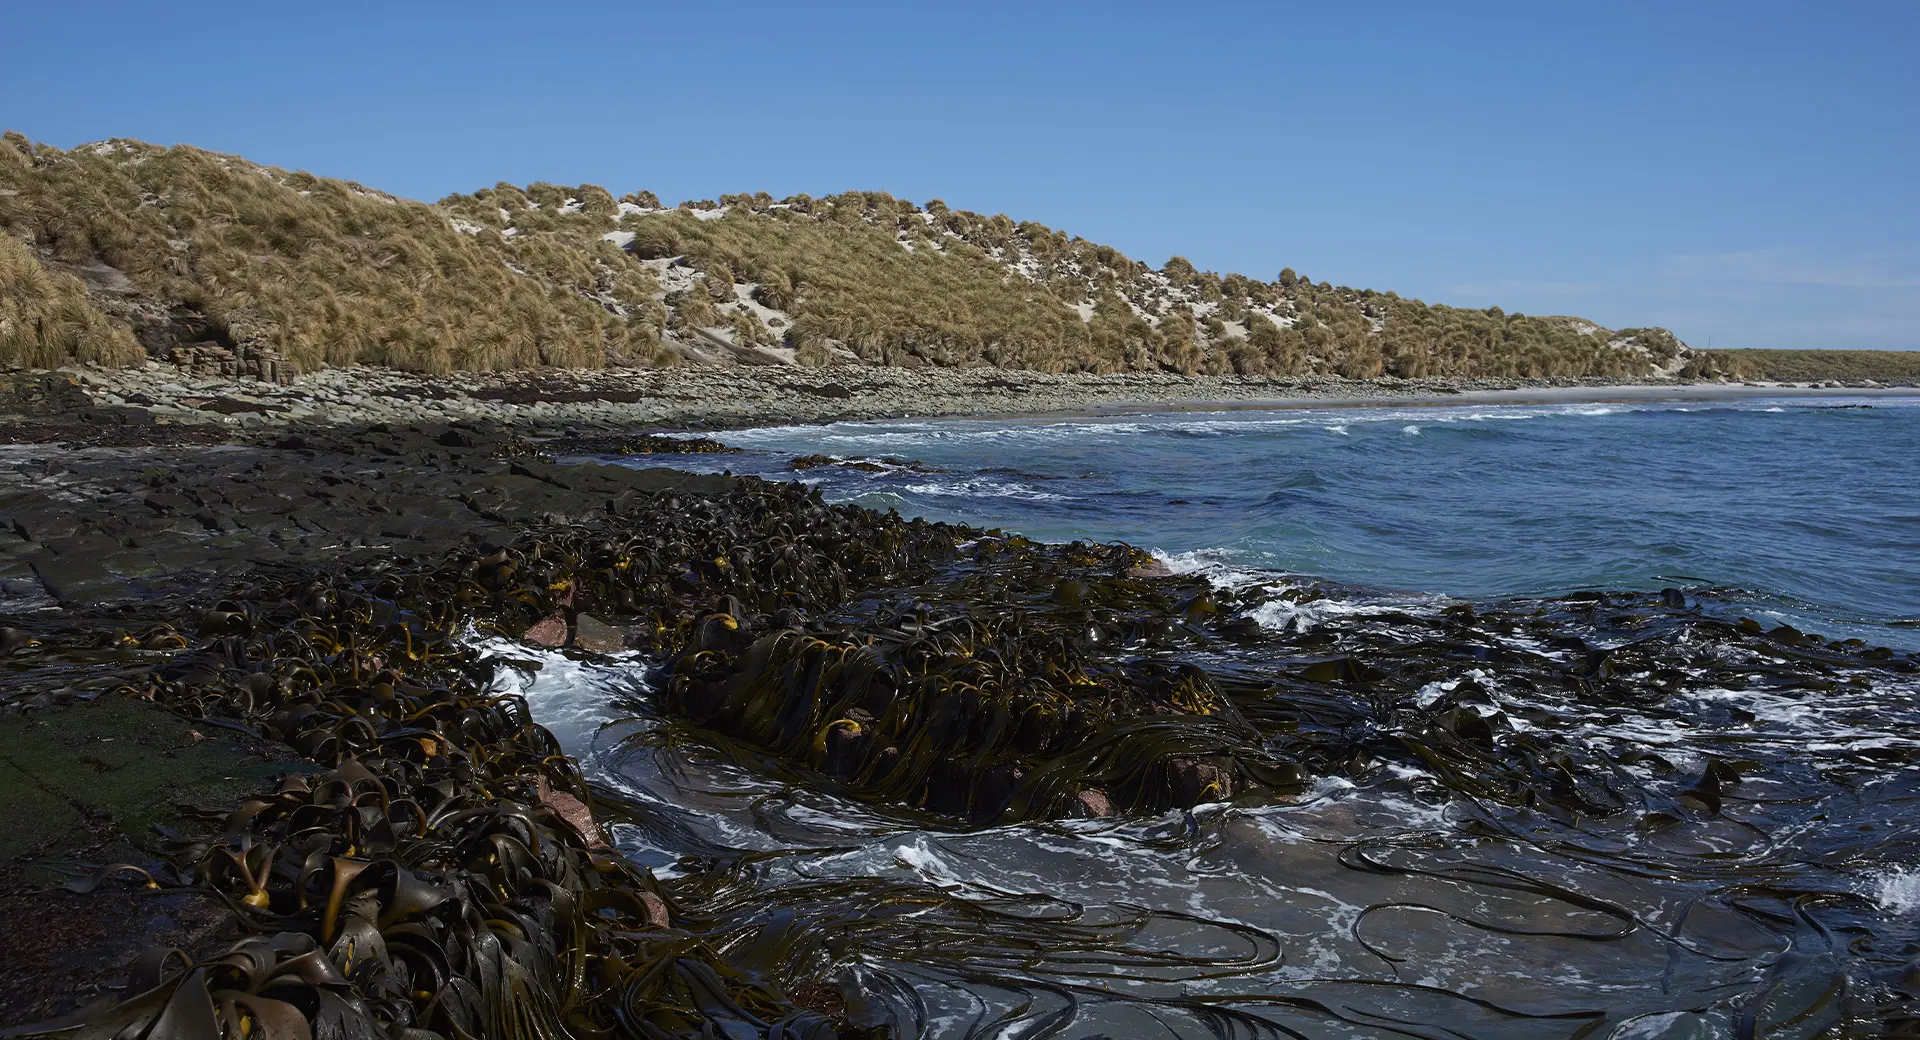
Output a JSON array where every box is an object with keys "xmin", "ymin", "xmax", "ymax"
[
  {"xmin": 572, "ymin": 612, "xmax": 625, "ymax": 653},
  {"xmin": 1074, "ymin": 788, "xmax": 1114, "ymax": 818},
  {"xmin": 1167, "ymin": 758, "xmax": 1235, "ymax": 805},
  {"xmin": 638, "ymin": 891, "xmax": 671, "ymax": 930},
  {"xmin": 536, "ymin": 776, "xmax": 609, "ymax": 848},
  {"xmin": 26, "ymin": 555, "xmax": 125, "ymax": 604},
  {"xmin": 199, "ymin": 397, "xmax": 274, "ymax": 415}
]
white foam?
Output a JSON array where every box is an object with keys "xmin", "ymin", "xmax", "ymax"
[
  {"xmin": 1248, "ymin": 595, "xmax": 1374, "ymax": 632},
  {"xmin": 1150, "ymin": 548, "xmax": 1271, "ymax": 589},
  {"xmin": 1869, "ymin": 868, "xmax": 1920, "ymax": 916},
  {"xmin": 1608, "ymin": 1011, "xmax": 1698, "ymax": 1039},
  {"xmin": 714, "ymin": 399, "xmax": 1728, "ymax": 461},
  {"xmin": 894, "ymin": 839, "xmax": 964, "ymax": 884},
  {"xmin": 901, "ymin": 478, "xmax": 1071, "ymax": 502},
  {"xmin": 474, "ymin": 634, "xmax": 631, "ymax": 749},
  {"xmin": 1415, "ymin": 677, "xmax": 1459, "ymax": 708},
  {"xmin": 1682, "ymin": 675, "xmax": 1920, "ymax": 754}
]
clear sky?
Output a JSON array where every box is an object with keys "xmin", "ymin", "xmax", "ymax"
[{"xmin": 7, "ymin": 1, "xmax": 1916, "ymax": 350}]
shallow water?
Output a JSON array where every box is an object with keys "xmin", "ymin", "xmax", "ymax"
[{"xmin": 514, "ymin": 395, "xmax": 1920, "ymax": 1037}]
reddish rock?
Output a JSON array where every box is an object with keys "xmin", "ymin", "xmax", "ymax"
[
  {"xmin": 639, "ymin": 891, "xmax": 671, "ymax": 930},
  {"xmin": 522, "ymin": 614, "xmax": 567, "ymax": 647},
  {"xmin": 1074, "ymin": 788, "xmax": 1114, "ymax": 818},
  {"xmin": 535, "ymin": 776, "xmax": 609, "ymax": 849}
]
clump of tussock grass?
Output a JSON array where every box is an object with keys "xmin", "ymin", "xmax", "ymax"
[
  {"xmin": 0, "ymin": 133, "xmax": 670, "ymax": 373},
  {"xmin": 0, "ymin": 232, "xmax": 142, "ymax": 367}
]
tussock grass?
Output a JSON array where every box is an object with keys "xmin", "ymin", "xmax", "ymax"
[
  {"xmin": 650, "ymin": 200, "xmax": 1097, "ymax": 370},
  {"xmin": 0, "ymin": 133, "xmax": 667, "ymax": 373},
  {"xmin": 1702, "ymin": 349, "xmax": 1920, "ymax": 382},
  {"xmin": 653, "ymin": 192, "xmax": 1695, "ymax": 378},
  {"xmin": 0, "ymin": 233, "xmax": 141, "ymax": 367},
  {"xmin": 5, "ymin": 132, "xmax": 1908, "ymax": 380}
]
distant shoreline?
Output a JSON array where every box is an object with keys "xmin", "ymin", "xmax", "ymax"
[
  {"xmin": 3, "ymin": 365, "xmax": 1915, "ymax": 443},
  {"xmin": 944, "ymin": 381, "xmax": 1920, "ymax": 425}
]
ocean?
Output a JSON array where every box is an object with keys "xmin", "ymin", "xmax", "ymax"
[
  {"xmin": 517, "ymin": 393, "xmax": 1920, "ymax": 1038},
  {"xmin": 680, "ymin": 394, "xmax": 1920, "ymax": 650}
]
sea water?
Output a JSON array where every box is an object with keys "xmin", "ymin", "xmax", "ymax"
[
  {"xmin": 504, "ymin": 394, "xmax": 1920, "ymax": 1038},
  {"xmin": 684, "ymin": 395, "xmax": 1920, "ymax": 651}
]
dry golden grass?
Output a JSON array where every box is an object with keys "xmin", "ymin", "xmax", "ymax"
[
  {"xmin": 652, "ymin": 193, "xmax": 1698, "ymax": 378},
  {"xmin": 8, "ymin": 132, "xmax": 1902, "ymax": 381},
  {"xmin": 0, "ymin": 133, "xmax": 667, "ymax": 373},
  {"xmin": 1700, "ymin": 349, "xmax": 1920, "ymax": 382},
  {"xmin": 0, "ymin": 232, "xmax": 141, "ymax": 368}
]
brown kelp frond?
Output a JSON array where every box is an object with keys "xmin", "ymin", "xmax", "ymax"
[
  {"xmin": 620, "ymin": 519, "xmax": 1916, "ymax": 830},
  {"xmin": 541, "ymin": 433, "xmax": 742, "ymax": 457},
  {"xmin": 14, "ymin": 473, "xmax": 943, "ymax": 1039},
  {"xmin": 653, "ymin": 535, "xmax": 1292, "ymax": 824},
  {"xmin": 15, "ymin": 443, "xmax": 1916, "ymax": 1037}
]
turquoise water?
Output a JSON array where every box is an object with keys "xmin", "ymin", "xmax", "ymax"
[{"xmin": 689, "ymin": 394, "xmax": 1920, "ymax": 649}]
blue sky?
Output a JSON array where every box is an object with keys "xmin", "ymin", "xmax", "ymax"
[{"xmin": 7, "ymin": 1, "xmax": 1915, "ymax": 350}]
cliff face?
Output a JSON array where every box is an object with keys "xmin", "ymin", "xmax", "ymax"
[{"xmin": 1, "ymin": 132, "xmax": 1713, "ymax": 379}]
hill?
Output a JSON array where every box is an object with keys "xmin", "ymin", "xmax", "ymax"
[
  {"xmin": 0, "ymin": 132, "xmax": 1887, "ymax": 382},
  {"xmin": 1699, "ymin": 348, "xmax": 1920, "ymax": 383}
]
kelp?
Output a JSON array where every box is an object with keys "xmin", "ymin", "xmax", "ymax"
[
  {"xmin": 543, "ymin": 434, "xmax": 740, "ymax": 457},
  {"xmin": 6, "ymin": 476, "xmax": 955, "ymax": 1039},
  {"xmin": 634, "ymin": 526, "xmax": 1917, "ymax": 830},
  {"xmin": 12, "ymin": 454, "xmax": 1920, "ymax": 1037},
  {"xmin": 654, "ymin": 536, "xmax": 1298, "ymax": 823}
]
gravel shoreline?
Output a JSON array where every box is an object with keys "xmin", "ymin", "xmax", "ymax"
[{"xmin": 15, "ymin": 364, "xmax": 1905, "ymax": 434}]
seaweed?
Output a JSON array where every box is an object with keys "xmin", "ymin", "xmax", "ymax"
[
  {"xmin": 544, "ymin": 434, "xmax": 741, "ymax": 457},
  {"xmin": 5, "ymin": 478, "xmax": 938, "ymax": 1039},
  {"xmin": 9, "ymin": 448, "xmax": 1919, "ymax": 1037}
]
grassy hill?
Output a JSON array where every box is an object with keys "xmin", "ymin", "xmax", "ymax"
[
  {"xmin": 1700, "ymin": 348, "xmax": 1920, "ymax": 382},
  {"xmin": 2, "ymin": 132, "xmax": 1905, "ymax": 381}
]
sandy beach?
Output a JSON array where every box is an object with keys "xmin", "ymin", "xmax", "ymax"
[
  {"xmin": 923, "ymin": 380, "xmax": 1920, "ymax": 425},
  {"xmin": 9, "ymin": 365, "xmax": 1914, "ymax": 438}
]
